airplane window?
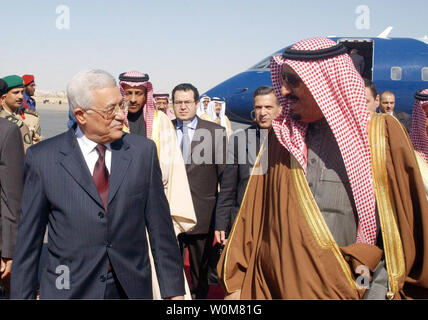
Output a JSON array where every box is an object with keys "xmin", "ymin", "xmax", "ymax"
[
  {"xmin": 422, "ymin": 67, "xmax": 428, "ymax": 81},
  {"xmin": 390, "ymin": 67, "xmax": 402, "ymax": 81},
  {"xmin": 250, "ymin": 56, "xmax": 272, "ymax": 69}
]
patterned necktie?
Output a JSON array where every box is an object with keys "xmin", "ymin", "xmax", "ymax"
[
  {"xmin": 93, "ymin": 144, "xmax": 109, "ymax": 210},
  {"xmin": 180, "ymin": 124, "xmax": 191, "ymax": 163}
]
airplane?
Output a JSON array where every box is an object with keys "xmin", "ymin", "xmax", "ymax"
[{"xmin": 203, "ymin": 27, "xmax": 428, "ymax": 124}]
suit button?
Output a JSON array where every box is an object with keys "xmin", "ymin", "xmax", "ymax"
[
  {"xmin": 98, "ymin": 212, "xmax": 105, "ymax": 219},
  {"xmin": 107, "ymin": 243, "xmax": 112, "ymax": 248},
  {"xmin": 100, "ymin": 275, "xmax": 106, "ymax": 282}
]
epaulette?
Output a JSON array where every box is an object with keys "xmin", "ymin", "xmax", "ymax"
[
  {"xmin": 24, "ymin": 109, "xmax": 39, "ymax": 117},
  {"xmin": 5, "ymin": 115, "xmax": 24, "ymax": 127}
]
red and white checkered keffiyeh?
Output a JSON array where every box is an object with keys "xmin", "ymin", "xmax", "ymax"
[
  {"xmin": 270, "ymin": 37, "xmax": 377, "ymax": 245},
  {"xmin": 119, "ymin": 71, "xmax": 155, "ymax": 139},
  {"xmin": 153, "ymin": 92, "xmax": 175, "ymax": 120},
  {"xmin": 410, "ymin": 88, "xmax": 428, "ymax": 164}
]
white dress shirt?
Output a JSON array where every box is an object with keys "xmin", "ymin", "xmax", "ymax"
[
  {"xmin": 175, "ymin": 116, "xmax": 198, "ymax": 149},
  {"xmin": 75, "ymin": 127, "xmax": 112, "ymax": 175}
]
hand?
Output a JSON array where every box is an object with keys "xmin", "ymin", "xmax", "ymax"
[
  {"xmin": 224, "ymin": 290, "xmax": 241, "ymax": 300},
  {"xmin": 215, "ymin": 230, "xmax": 228, "ymax": 246},
  {"xmin": 164, "ymin": 295, "xmax": 184, "ymax": 300},
  {"xmin": 0, "ymin": 258, "xmax": 12, "ymax": 279}
]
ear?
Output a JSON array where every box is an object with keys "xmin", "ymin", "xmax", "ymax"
[
  {"xmin": 73, "ymin": 108, "xmax": 87, "ymax": 126},
  {"xmin": 0, "ymin": 94, "xmax": 6, "ymax": 106}
]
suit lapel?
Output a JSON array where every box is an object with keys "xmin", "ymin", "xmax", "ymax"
[
  {"xmin": 247, "ymin": 125, "xmax": 261, "ymax": 165},
  {"xmin": 59, "ymin": 129, "xmax": 105, "ymax": 209},
  {"xmin": 174, "ymin": 117, "xmax": 208, "ymax": 172},
  {"xmin": 173, "ymin": 118, "xmax": 196, "ymax": 170},
  {"xmin": 187, "ymin": 117, "xmax": 206, "ymax": 172},
  {"xmin": 108, "ymin": 138, "xmax": 131, "ymax": 205}
]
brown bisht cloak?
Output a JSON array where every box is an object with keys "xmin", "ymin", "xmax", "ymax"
[{"xmin": 217, "ymin": 114, "xmax": 428, "ymax": 299}]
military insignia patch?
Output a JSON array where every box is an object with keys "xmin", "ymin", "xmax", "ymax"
[
  {"xmin": 5, "ymin": 115, "xmax": 23, "ymax": 127},
  {"xmin": 23, "ymin": 133, "xmax": 32, "ymax": 145}
]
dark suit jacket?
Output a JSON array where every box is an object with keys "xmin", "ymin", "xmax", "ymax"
[
  {"xmin": 0, "ymin": 119, "xmax": 24, "ymax": 259},
  {"xmin": 173, "ymin": 117, "xmax": 225, "ymax": 235},
  {"xmin": 11, "ymin": 129, "xmax": 184, "ymax": 299},
  {"xmin": 393, "ymin": 110, "xmax": 412, "ymax": 133},
  {"xmin": 215, "ymin": 124, "xmax": 262, "ymax": 233},
  {"xmin": 350, "ymin": 53, "xmax": 365, "ymax": 75}
]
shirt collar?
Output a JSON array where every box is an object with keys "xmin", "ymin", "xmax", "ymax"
[
  {"xmin": 177, "ymin": 116, "xmax": 198, "ymax": 130},
  {"xmin": 75, "ymin": 126, "xmax": 111, "ymax": 155},
  {"xmin": 2, "ymin": 107, "xmax": 18, "ymax": 116}
]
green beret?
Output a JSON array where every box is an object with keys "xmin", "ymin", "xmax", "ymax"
[
  {"xmin": 0, "ymin": 79, "xmax": 7, "ymax": 96},
  {"xmin": 2, "ymin": 75, "xmax": 24, "ymax": 92}
]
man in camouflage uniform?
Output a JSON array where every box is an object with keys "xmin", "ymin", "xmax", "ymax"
[
  {"xmin": 0, "ymin": 75, "xmax": 37, "ymax": 152},
  {"xmin": 20, "ymin": 108, "xmax": 42, "ymax": 144}
]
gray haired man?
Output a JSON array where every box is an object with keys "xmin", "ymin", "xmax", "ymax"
[{"xmin": 11, "ymin": 70, "xmax": 185, "ymax": 299}]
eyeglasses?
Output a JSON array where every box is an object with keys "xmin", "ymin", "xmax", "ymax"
[
  {"xmin": 87, "ymin": 101, "xmax": 128, "ymax": 120},
  {"xmin": 173, "ymin": 100, "xmax": 195, "ymax": 107},
  {"xmin": 281, "ymin": 72, "xmax": 302, "ymax": 88}
]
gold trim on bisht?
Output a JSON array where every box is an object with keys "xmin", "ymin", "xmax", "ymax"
[
  {"xmin": 221, "ymin": 130, "xmax": 268, "ymax": 294},
  {"xmin": 290, "ymin": 156, "xmax": 358, "ymax": 290},
  {"xmin": 369, "ymin": 113, "xmax": 405, "ymax": 300}
]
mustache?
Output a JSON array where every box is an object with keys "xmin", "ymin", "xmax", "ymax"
[
  {"xmin": 286, "ymin": 94, "xmax": 299, "ymax": 101},
  {"xmin": 109, "ymin": 120, "xmax": 123, "ymax": 128}
]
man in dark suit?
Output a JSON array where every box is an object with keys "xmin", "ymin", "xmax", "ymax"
[
  {"xmin": 379, "ymin": 90, "xmax": 412, "ymax": 133},
  {"xmin": 215, "ymin": 86, "xmax": 282, "ymax": 245},
  {"xmin": 171, "ymin": 83, "xmax": 225, "ymax": 299},
  {"xmin": 11, "ymin": 70, "xmax": 184, "ymax": 299},
  {"xmin": 349, "ymin": 48, "xmax": 365, "ymax": 76},
  {"xmin": 0, "ymin": 98, "xmax": 25, "ymax": 298}
]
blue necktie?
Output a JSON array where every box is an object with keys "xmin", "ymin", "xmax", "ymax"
[{"xmin": 180, "ymin": 124, "xmax": 191, "ymax": 163}]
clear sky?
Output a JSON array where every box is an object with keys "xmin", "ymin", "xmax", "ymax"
[{"xmin": 1, "ymin": 0, "xmax": 427, "ymax": 94}]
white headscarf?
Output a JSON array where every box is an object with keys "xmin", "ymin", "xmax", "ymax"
[
  {"xmin": 197, "ymin": 95, "xmax": 211, "ymax": 117},
  {"xmin": 207, "ymin": 97, "xmax": 227, "ymax": 128}
]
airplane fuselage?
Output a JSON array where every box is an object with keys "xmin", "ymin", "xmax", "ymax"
[{"xmin": 204, "ymin": 37, "xmax": 428, "ymax": 123}]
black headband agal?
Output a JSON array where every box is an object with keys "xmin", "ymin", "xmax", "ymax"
[
  {"xmin": 414, "ymin": 89, "xmax": 428, "ymax": 101},
  {"xmin": 282, "ymin": 43, "xmax": 348, "ymax": 61},
  {"xmin": 153, "ymin": 93, "xmax": 169, "ymax": 98},
  {"xmin": 119, "ymin": 72, "xmax": 149, "ymax": 83}
]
